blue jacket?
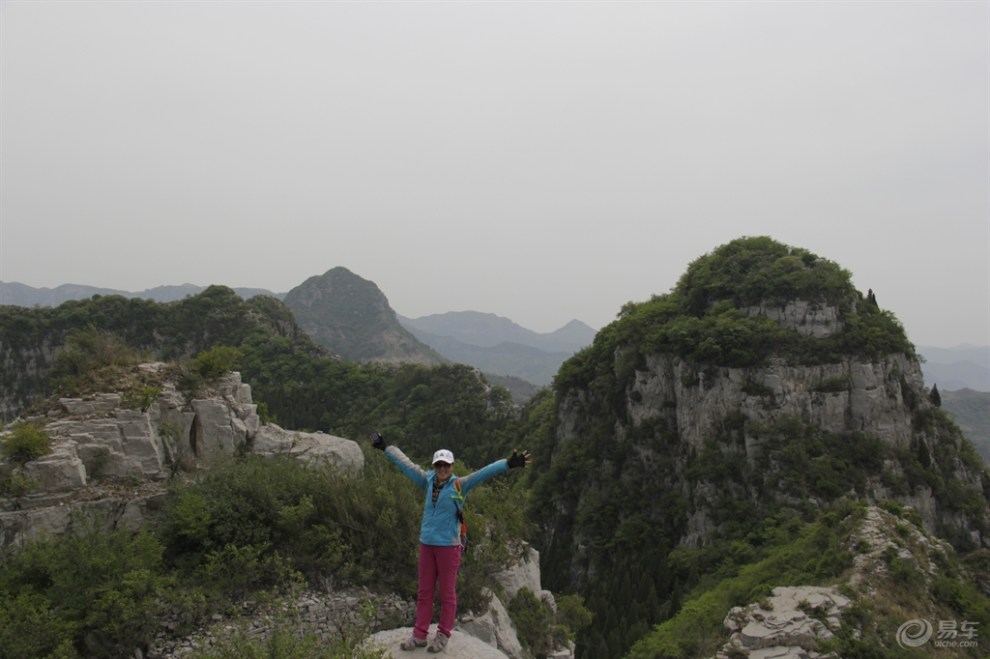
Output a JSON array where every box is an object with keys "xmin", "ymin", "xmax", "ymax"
[{"xmin": 384, "ymin": 445, "xmax": 509, "ymax": 546}]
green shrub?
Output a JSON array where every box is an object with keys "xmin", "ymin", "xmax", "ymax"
[
  {"xmin": 0, "ymin": 522, "xmax": 168, "ymax": 658},
  {"xmin": 1, "ymin": 422, "xmax": 51, "ymax": 463},
  {"xmin": 625, "ymin": 505, "xmax": 863, "ymax": 658},
  {"xmin": 0, "ymin": 592, "xmax": 79, "ymax": 659},
  {"xmin": 509, "ymin": 587, "xmax": 556, "ymax": 656},
  {"xmin": 158, "ymin": 455, "xmax": 421, "ymax": 596},
  {"xmin": 189, "ymin": 601, "xmax": 388, "ymax": 659},
  {"xmin": 814, "ymin": 376, "xmax": 850, "ymax": 393},
  {"xmin": 508, "ymin": 588, "xmax": 592, "ymax": 657},
  {"xmin": 121, "ymin": 386, "xmax": 160, "ymax": 411},
  {"xmin": 197, "ymin": 544, "xmax": 301, "ymax": 602},
  {"xmin": 51, "ymin": 326, "xmax": 140, "ymax": 380},
  {"xmin": 192, "ymin": 346, "xmax": 241, "ymax": 381},
  {"xmin": 555, "ymin": 593, "xmax": 593, "ymax": 641},
  {"xmin": 0, "ymin": 469, "xmax": 37, "ymax": 497}
]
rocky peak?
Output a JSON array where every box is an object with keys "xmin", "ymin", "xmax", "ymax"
[
  {"xmin": 534, "ymin": 237, "xmax": 990, "ymax": 655},
  {"xmin": 283, "ymin": 267, "xmax": 444, "ymax": 365}
]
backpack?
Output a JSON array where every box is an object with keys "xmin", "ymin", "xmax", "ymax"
[{"xmin": 452, "ymin": 478, "xmax": 467, "ymax": 549}]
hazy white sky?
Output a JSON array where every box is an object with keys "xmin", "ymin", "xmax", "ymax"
[{"xmin": 1, "ymin": 1, "xmax": 988, "ymax": 347}]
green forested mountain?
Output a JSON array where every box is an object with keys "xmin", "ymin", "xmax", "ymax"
[
  {"xmin": 0, "ymin": 286, "xmax": 518, "ymax": 466},
  {"xmin": 283, "ymin": 267, "xmax": 444, "ymax": 366},
  {"xmin": 524, "ymin": 236, "xmax": 990, "ymax": 657}
]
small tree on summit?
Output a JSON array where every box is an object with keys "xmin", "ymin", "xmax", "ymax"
[
  {"xmin": 867, "ymin": 288, "xmax": 879, "ymax": 308},
  {"xmin": 929, "ymin": 383, "xmax": 942, "ymax": 408}
]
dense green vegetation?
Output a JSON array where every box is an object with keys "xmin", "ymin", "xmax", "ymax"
[
  {"xmin": 557, "ymin": 238, "xmax": 912, "ymax": 395},
  {"xmin": 0, "ymin": 453, "xmax": 555, "ymax": 658}
]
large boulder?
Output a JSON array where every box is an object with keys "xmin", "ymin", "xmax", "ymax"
[
  {"xmin": 493, "ymin": 542, "xmax": 545, "ymax": 603},
  {"xmin": 252, "ymin": 424, "xmax": 364, "ymax": 473},
  {"xmin": 721, "ymin": 586, "xmax": 850, "ymax": 655},
  {"xmin": 22, "ymin": 444, "xmax": 86, "ymax": 491}
]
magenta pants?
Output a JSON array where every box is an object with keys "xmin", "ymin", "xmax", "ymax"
[{"xmin": 413, "ymin": 543, "xmax": 462, "ymax": 639}]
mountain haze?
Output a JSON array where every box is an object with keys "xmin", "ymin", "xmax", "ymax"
[
  {"xmin": 400, "ymin": 311, "xmax": 595, "ymax": 352},
  {"xmin": 399, "ymin": 312, "xmax": 595, "ymax": 386},
  {"xmin": 941, "ymin": 388, "xmax": 990, "ymax": 462},
  {"xmin": 0, "ymin": 280, "xmax": 280, "ymax": 306},
  {"xmin": 918, "ymin": 344, "xmax": 990, "ymax": 392}
]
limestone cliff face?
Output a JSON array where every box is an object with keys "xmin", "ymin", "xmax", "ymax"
[
  {"xmin": 549, "ymin": 296, "xmax": 989, "ymax": 582},
  {"xmin": 0, "ymin": 363, "xmax": 363, "ymax": 551},
  {"xmin": 0, "ymin": 338, "xmax": 59, "ymax": 421},
  {"xmin": 623, "ymin": 352, "xmax": 922, "ymax": 451}
]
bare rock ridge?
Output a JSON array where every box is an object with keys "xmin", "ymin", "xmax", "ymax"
[{"xmin": 711, "ymin": 506, "xmax": 960, "ymax": 658}]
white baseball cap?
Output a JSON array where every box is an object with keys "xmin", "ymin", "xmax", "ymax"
[{"xmin": 432, "ymin": 449, "xmax": 455, "ymax": 465}]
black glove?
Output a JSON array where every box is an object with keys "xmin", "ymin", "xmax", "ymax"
[
  {"xmin": 507, "ymin": 450, "xmax": 529, "ymax": 469},
  {"xmin": 369, "ymin": 431, "xmax": 387, "ymax": 451}
]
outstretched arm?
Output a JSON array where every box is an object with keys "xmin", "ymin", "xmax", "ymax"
[
  {"xmin": 369, "ymin": 431, "xmax": 429, "ymax": 491},
  {"xmin": 458, "ymin": 449, "xmax": 530, "ymax": 495}
]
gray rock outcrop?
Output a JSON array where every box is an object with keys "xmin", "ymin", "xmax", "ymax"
[
  {"xmin": 0, "ymin": 365, "xmax": 363, "ymax": 551},
  {"xmin": 717, "ymin": 586, "xmax": 850, "ymax": 658}
]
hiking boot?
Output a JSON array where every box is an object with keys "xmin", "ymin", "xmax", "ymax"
[
  {"xmin": 400, "ymin": 635, "xmax": 427, "ymax": 651},
  {"xmin": 427, "ymin": 632, "xmax": 449, "ymax": 653}
]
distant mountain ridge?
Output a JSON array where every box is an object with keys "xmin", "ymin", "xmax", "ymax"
[
  {"xmin": 1, "ymin": 280, "xmax": 597, "ymax": 389},
  {"xmin": 399, "ymin": 311, "xmax": 595, "ymax": 353},
  {"xmin": 918, "ymin": 344, "xmax": 990, "ymax": 392},
  {"xmin": 0, "ymin": 281, "xmax": 281, "ymax": 306},
  {"xmin": 5, "ymin": 280, "xmax": 985, "ymax": 391},
  {"xmin": 398, "ymin": 312, "xmax": 596, "ymax": 386}
]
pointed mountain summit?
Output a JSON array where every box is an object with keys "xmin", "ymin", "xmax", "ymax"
[{"xmin": 283, "ymin": 267, "xmax": 444, "ymax": 365}]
